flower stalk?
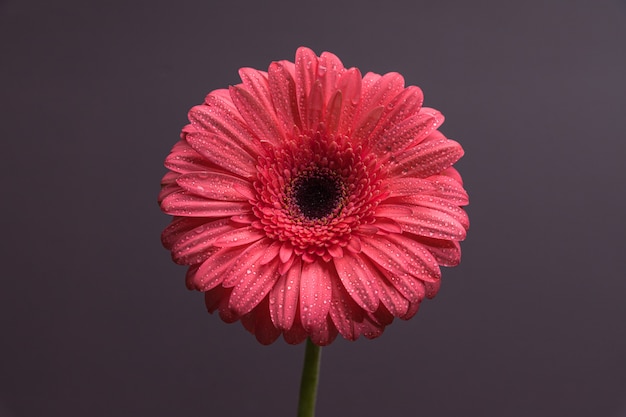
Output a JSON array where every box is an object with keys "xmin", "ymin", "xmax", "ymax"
[{"xmin": 297, "ymin": 338, "xmax": 322, "ymax": 417}]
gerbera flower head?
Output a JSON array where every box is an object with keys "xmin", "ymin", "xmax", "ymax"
[{"xmin": 159, "ymin": 47, "xmax": 469, "ymax": 345}]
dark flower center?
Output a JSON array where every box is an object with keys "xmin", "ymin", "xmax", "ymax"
[{"xmin": 291, "ymin": 171, "xmax": 344, "ymax": 220}]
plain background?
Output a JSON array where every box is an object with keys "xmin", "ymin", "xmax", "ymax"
[{"xmin": 1, "ymin": 0, "xmax": 626, "ymax": 416}]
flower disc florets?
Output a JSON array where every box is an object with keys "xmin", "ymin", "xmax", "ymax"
[
  {"xmin": 159, "ymin": 47, "xmax": 469, "ymax": 345},
  {"xmin": 252, "ymin": 131, "xmax": 385, "ymax": 264}
]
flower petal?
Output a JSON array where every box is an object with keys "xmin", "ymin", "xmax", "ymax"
[
  {"xmin": 328, "ymin": 272, "xmax": 365, "ymax": 340},
  {"xmin": 189, "ymin": 96, "xmax": 262, "ymax": 156},
  {"xmin": 185, "ymin": 130, "xmax": 257, "ymax": 179},
  {"xmin": 268, "ymin": 61, "xmax": 300, "ymax": 134},
  {"xmin": 333, "ymin": 253, "xmax": 381, "ymax": 313},
  {"xmin": 427, "ymin": 175, "xmax": 469, "ymax": 205},
  {"xmin": 283, "ymin": 309, "xmax": 309, "ymax": 345},
  {"xmin": 390, "ymin": 134, "xmax": 464, "ymax": 178},
  {"xmin": 160, "ymin": 191, "xmax": 251, "ymax": 217},
  {"xmin": 269, "ymin": 257, "xmax": 301, "ymax": 330},
  {"xmin": 415, "ymin": 235, "xmax": 462, "ymax": 267},
  {"xmin": 192, "ymin": 247, "xmax": 243, "ymax": 291},
  {"xmin": 394, "ymin": 206, "xmax": 467, "ymax": 241},
  {"xmin": 238, "ymin": 68, "xmax": 274, "ymax": 120},
  {"xmin": 376, "ymin": 108, "xmax": 445, "ymax": 159},
  {"xmin": 212, "ymin": 226, "xmax": 266, "ymax": 248},
  {"xmin": 229, "ymin": 85, "xmax": 282, "ymax": 146},
  {"xmin": 176, "ymin": 171, "xmax": 255, "ymax": 201},
  {"xmin": 377, "ymin": 275, "xmax": 410, "ymax": 317},
  {"xmin": 386, "ymin": 233, "xmax": 442, "ymax": 281},
  {"xmin": 164, "ymin": 139, "xmax": 213, "ymax": 174},
  {"xmin": 295, "ymin": 46, "xmax": 319, "ymax": 130},
  {"xmin": 229, "ymin": 259, "xmax": 281, "ymax": 316},
  {"xmin": 374, "ymin": 204, "xmax": 414, "ymax": 217},
  {"xmin": 368, "ymin": 85, "xmax": 424, "ymax": 142},
  {"xmin": 221, "ymin": 239, "xmax": 273, "ymax": 288},
  {"xmin": 318, "ymin": 51, "xmax": 345, "ymax": 104},
  {"xmin": 170, "ymin": 218, "xmax": 232, "ymax": 264},
  {"xmin": 299, "ymin": 260, "xmax": 332, "ymax": 333},
  {"xmin": 241, "ymin": 297, "xmax": 281, "ymax": 345},
  {"xmin": 399, "ymin": 196, "xmax": 470, "ymax": 230},
  {"xmin": 204, "ymin": 286, "xmax": 238, "ymax": 323},
  {"xmin": 160, "ymin": 216, "xmax": 209, "ymax": 250},
  {"xmin": 360, "ymin": 234, "xmax": 440, "ymax": 283},
  {"xmin": 387, "ymin": 177, "xmax": 437, "ymax": 197},
  {"xmin": 356, "ymin": 72, "xmax": 405, "ymax": 123},
  {"xmin": 336, "ymin": 68, "xmax": 362, "ymax": 135}
]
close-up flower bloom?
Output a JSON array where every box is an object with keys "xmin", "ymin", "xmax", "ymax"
[{"xmin": 159, "ymin": 47, "xmax": 469, "ymax": 346}]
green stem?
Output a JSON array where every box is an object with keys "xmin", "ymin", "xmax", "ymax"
[{"xmin": 297, "ymin": 338, "xmax": 322, "ymax": 417}]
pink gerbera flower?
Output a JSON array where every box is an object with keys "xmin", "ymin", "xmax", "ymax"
[{"xmin": 159, "ymin": 47, "xmax": 469, "ymax": 345}]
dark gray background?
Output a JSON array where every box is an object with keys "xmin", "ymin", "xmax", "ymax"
[{"xmin": 2, "ymin": 0, "xmax": 625, "ymax": 416}]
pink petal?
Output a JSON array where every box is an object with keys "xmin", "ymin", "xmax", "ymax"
[
  {"xmin": 427, "ymin": 175, "xmax": 469, "ymax": 205},
  {"xmin": 308, "ymin": 317, "xmax": 338, "ymax": 346},
  {"xmin": 229, "ymin": 85, "xmax": 282, "ymax": 146},
  {"xmin": 269, "ymin": 257, "xmax": 302, "ymax": 330},
  {"xmin": 376, "ymin": 108, "xmax": 445, "ymax": 160},
  {"xmin": 394, "ymin": 207, "xmax": 467, "ymax": 241},
  {"xmin": 323, "ymin": 90, "xmax": 343, "ymax": 133},
  {"xmin": 241, "ymin": 297, "xmax": 281, "ymax": 345},
  {"xmin": 386, "ymin": 233, "xmax": 442, "ymax": 282},
  {"xmin": 163, "ymin": 139, "xmax": 213, "ymax": 174},
  {"xmin": 238, "ymin": 68, "xmax": 274, "ymax": 120},
  {"xmin": 387, "ymin": 177, "xmax": 437, "ymax": 197},
  {"xmin": 305, "ymin": 79, "xmax": 324, "ymax": 131},
  {"xmin": 424, "ymin": 279, "xmax": 441, "ymax": 299},
  {"xmin": 373, "ymin": 218, "xmax": 403, "ymax": 234},
  {"xmin": 368, "ymin": 85, "xmax": 424, "ymax": 143},
  {"xmin": 176, "ymin": 171, "xmax": 255, "ymax": 201},
  {"xmin": 221, "ymin": 238, "xmax": 273, "ymax": 287},
  {"xmin": 390, "ymin": 135, "xmax": 464, "ymax": 178},
  {"xmin": 346, "ymin": 235, "xmax": 362, "ymax": 253},
  {"xmin": 161, "ymin": 216, "xmax": 209, "ymax": 250},
  {"xmin": 351, "ymin": 105, "xmax": 384, "ymax": 143},
  {"xmin": 192, "ymin": 247, "xmax": 243, "ymax": 291},
  {"xmin": 354, "ymin": 72, "xmax": 405, "ymax": 129},
  {"xmin": 279, "ymin": 242, "xmax": 294, "ymax": 263},
  {"xmin": 212, "ymin": 225, "xmax": 266, "ymax": 248},
  {"xmin": 170, "ymin": 218, "xmax": 232, "ymax": 264},
  {"xmin": 160, "ymin": 191, "xmax": 251, "ymax": 217},
  {"xmin": 399, "ymin": 196, "xmax": 470, "ymax": 230},
  {"xmin": 440, "ymin": 166, "xmax": 464, "ymax": 185},
  {"xmin": 328, "ymin": 272, "xmax": 365, "ymax": 341},
  {"xmin": 378, "ymin": 267, "xmax": 426, "ymax": 305},
  {"xmin": 159, "ymin": 172, "xmax": 179, "ymax": 203},
  {"xmin": 295, "ymin": 46, "xmax": 319, "ymax": 130},
  {"xmin": 229, "ymin": 259, "xmax": 281, "ymax": 316},
  {"xmin": 336, "ymin": 68, "xmax": 362, "ymax": 135},
  {"xmin": 355, "ymin": 314, "xmax": 385, "ymax": 340},
  {"xmin": 376, "ymin": 275, "xmax": 410, "ymax": 317},
  {"xmin": 259, "ymin": 240, "xmax": 281, "ymax": 265},
  {"xmin": 414, "ymin": 235, "xmax": 462, "ymax": 266},
  {"xmin": 318, "ymin": 51, "xmax": 345, "ymax": 104},
  {"xmin": 185, "ymin": 130, "xmax": 257, "ymax": 179},
  {"xmin": 268, "ymin": 61, "xmax": 301, "ymax": 134},
  {"xmin": 360, "ymin": 234, "xmax": 440, "ymax": 283},
  {"xmin": 327, "ymin": 245, "xmax": 343, "ymax": 258},
  {"xmin": 299, "ymin": 261, "xmax": 332, "ymax": 332},
  {"xmin": 188, "ymin": 98, "xmax": 261, "ymax": 156},
  {"xmin": 374, "ymin": 204, "xmax": 414, "ymax": 217},
  {"xmin": 333, "ymin": 253, "xmax": 381, "ymax": 313},
  {"xmin": 401, "ymin": 300, "xmax": 422, "ymax": 320},
  {"xmin": 204, "ymin": 286, "xmax": 238, "ymax": 323},
  {"xmin": 184, "ymin": 264, "xmax": 200, "ymax": 290},
  {"xmin": 283, "ymin": 310, "xmax": 309, "ymax": 345}
]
